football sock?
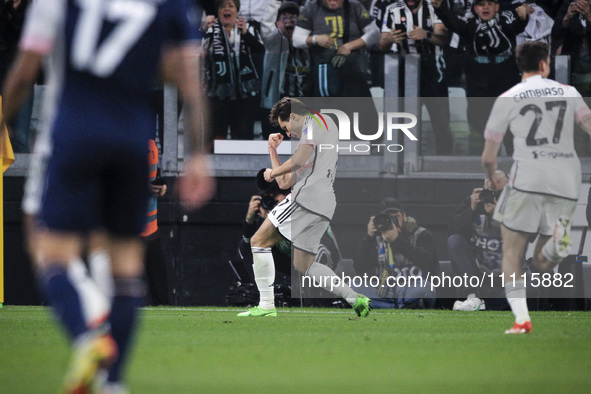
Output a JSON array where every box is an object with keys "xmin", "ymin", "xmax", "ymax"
[
  {"xmin": 505, "ymin": 279, "xmax": 530, "ymax": 324},
  {"xmin": 541, "ymin": 241, "xmax": 557, "ymax": 266},
  {"xmin": 38, "ymin": 265, "xmax": 87, "ymax": 339},
  {"xmin": 68, "ymin": 259, "xmax": 110, "ymax": 328},
  {"xmin": 306, "ymin": 262, "xmax": 358, "ymax": 305},
  {"xmin": 107, "ymin": 277, "xmax": 145, "ymax": 383},
  {"xmin": 88, "ymin": 249, "xmax": 114, "ymax": 299},
  {"xmin": 252, "ymin": 247, "xmax": 275, "ymax": 310},
  {"xmin": 541, "ymin": 238, "xmax": 566, "ymax": 266}
]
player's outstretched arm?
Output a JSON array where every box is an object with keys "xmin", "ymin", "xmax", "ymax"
[
  {"xmin": 161, "ymin": 42, "xmax": 215, "ymax": 210},
  {"xmin": 268, "ymin": 133, "xmax": 292, "ymax": 189}
]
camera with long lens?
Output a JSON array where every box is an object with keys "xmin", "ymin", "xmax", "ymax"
[
  {"xmin": 374, "ymin": 213, "xmax": 396, "ymax": 233},
  {"xmin": 479, "ymin": 188, "xmax": 501, "ymax": 205},
  {"xmin": 260, "ymin": 195, "xmax": 279, "ymax": 211}
]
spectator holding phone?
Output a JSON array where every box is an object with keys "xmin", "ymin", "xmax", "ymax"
[{"xmin": 378, "ymin": 0, "xmax": 453, "ymax": 154}]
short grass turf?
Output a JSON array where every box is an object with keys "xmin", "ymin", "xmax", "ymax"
[{"xmin": 1, "ymin": 306, "xmax": 590, "ymax": 393}]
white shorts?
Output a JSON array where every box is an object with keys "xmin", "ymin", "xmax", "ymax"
[
  {"xmin": 494, "ymin": 187, "xmax": 576, "ymax": 235},
  {"xmin": 268, "ymin": 194, "xmax": 330, "ymax": 254}
]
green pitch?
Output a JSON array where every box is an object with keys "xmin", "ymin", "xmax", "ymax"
[{"xmin": 1, "ymin": 306, "xmax": 590, "ymax": 393}]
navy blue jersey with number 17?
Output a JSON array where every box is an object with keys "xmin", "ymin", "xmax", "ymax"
[
  {"xmin": 21, "ymin": 0, "xmax": 200, "ymax": 147},
  {"xmin": 20, "ymin": 0, "xmax": 201, "ymax": 234}
]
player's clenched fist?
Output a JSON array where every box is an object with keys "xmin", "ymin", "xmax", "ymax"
[
  {"xmin": 264, "ymin": 168, "xmax": 274, "ymax": 182},
  {"xmin": 268, "ymin": 133, "xmax": 284, "ymax": 150}
]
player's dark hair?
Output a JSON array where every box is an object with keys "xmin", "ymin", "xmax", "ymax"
[
  {"xmin": 268, "ymin": 97, "xmax": 307, "ymax": 125},
  {"xmin": 215, "ymin": 0, "xmax": 240, "ymax": 12},
  {"xmin": 516, "ymin": 41, "xmax": 549, "ymax": 73}
]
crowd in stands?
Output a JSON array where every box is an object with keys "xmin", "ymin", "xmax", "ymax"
[
  {"xmin": 2, "ymin": 0, "xmax": 591, "ymax": 153},
  {"xmin": 198, "ymin": 0, "xmax": 591, "ymax": 154}
]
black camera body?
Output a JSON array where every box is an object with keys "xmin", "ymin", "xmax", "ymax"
[
  {"xmin": 260, "ymin": 195, "xmax": 278, "ymax": 211},
  {"xmin": 151, "ymin": 178, "xmax": 167, "ymax": 186},
  {"xmin": 479, "ymin": 188, "xmax": 501, "ymax": 205},
  {"xmin": 374, "ymin": 212, "xmax": 400, "ymax": 233}
]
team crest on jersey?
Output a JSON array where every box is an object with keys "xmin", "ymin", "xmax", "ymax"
[{"xmin": 474, "ymin": 22, "xmax": 511, "ymax": 55}]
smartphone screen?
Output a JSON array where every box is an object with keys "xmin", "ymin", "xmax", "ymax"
[{"xmin": 394, "ymin": 23, "xmax": 406, "ymax": 32}]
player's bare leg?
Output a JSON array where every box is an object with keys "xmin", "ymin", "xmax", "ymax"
[
  {"xmin": 88, "ymin": 231, "xmax": 114, "ymax": 298},
  {"xmin": 294, "ymin": 248, "xmax": 371, "ymax": 317},
  {"xmin": 238, "ymin": 218, "xmax": 284, "ymax": 316},
  {"xmin": 501, "ymin": 225, "xmax": 532, "ymax": 334},
  {"xmin": 66, "ymin": 231, "xmax": 113, "ymax": 332}
]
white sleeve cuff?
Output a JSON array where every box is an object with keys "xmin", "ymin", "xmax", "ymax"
[
  {"xmin": 361, "ymin": 23, "xmax": 380, "ymax": 47},
  {"xmin": 293, "ymin": 26, "xmax": 311, "ymax": 49}
]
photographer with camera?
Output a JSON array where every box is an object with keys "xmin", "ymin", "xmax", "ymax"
[
  {"xmin": 447, "ymin": 170, "xmax": 510, "ymax": 311},
  {"xmin": 238, "ymin": 172, "xmax": 292, "ymax": 282},
  {"xmin": 356, "ymin": 198, "xmax": 438, "ymax": 309},
  {"xmin": 226, "ymin": 172, "xmax": 292, "ymax": 307}
]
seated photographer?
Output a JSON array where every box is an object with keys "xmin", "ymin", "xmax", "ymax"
[
  {"xmin": 356, "ymin": 198, "xmax": 438, "ymax": 309},
  {"xmin": 236, "ymin": 171, "xmax": 292, "ymax": 284},
  {"xmin": 447, "ymin": 170, "xmax": 510, "ymax": 311}
]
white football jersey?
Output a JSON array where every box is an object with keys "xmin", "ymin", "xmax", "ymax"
[
  {"xmin": 484, "ymin": 75, "xmax": 591, "ymax": 200},
  {"xmin": 291, "ymin": 116, "xmax": 339, "ymax": 219}
]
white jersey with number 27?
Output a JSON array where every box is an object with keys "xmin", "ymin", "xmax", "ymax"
[{"xmin": 484, "ymin": 75, "xmax": 591, "ymax": 200}]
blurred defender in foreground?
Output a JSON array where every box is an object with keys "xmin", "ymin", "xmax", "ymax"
[{"xmin": 1, "ymin": 0, "xmax": 214, "ymax": 391}]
